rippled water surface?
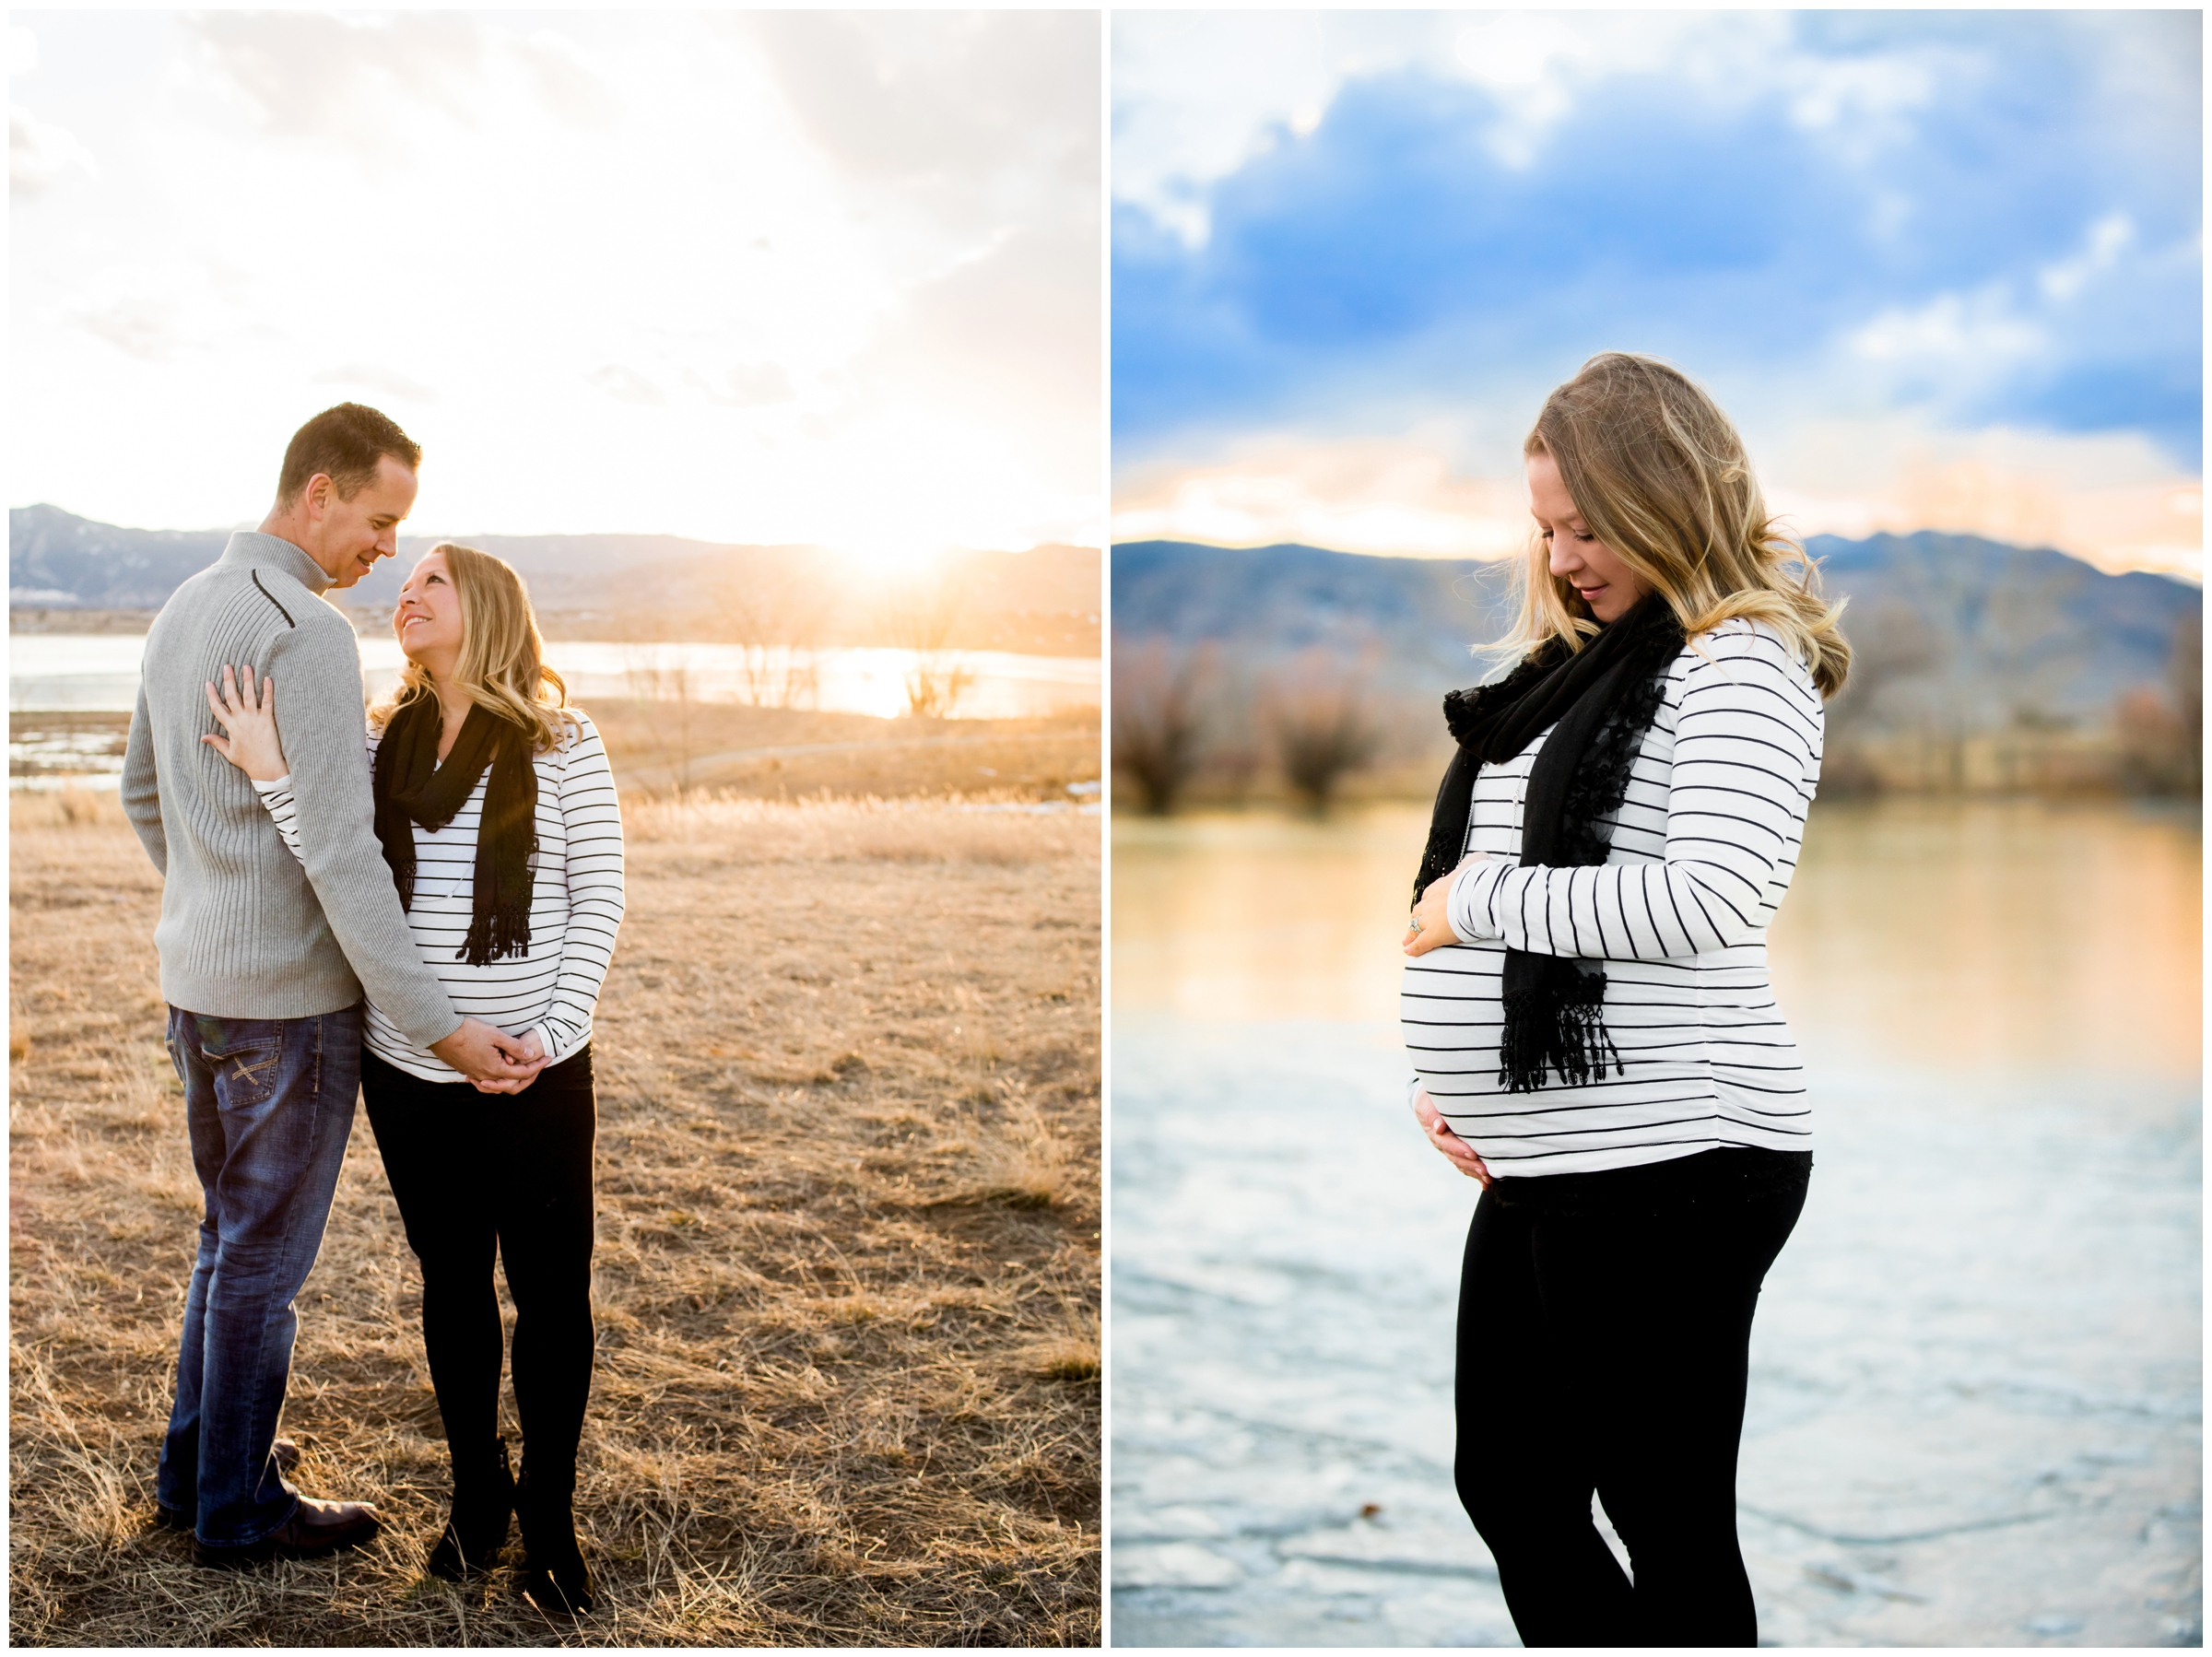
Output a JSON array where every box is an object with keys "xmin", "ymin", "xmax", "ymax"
[{"xmin": 1111, "ymin": 798, "xmax": 2201, "ymax": 1647}]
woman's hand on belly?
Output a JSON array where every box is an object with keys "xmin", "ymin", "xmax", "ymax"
[
  {"xmin": 1404, "ymin": 853, "xmax": 1490, "ymax": 957},
  {"xmin": 1412, "ymin": 1086, "xmax": 1492, "ymax": 1187}
]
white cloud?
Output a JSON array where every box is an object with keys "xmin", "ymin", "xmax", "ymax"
[
  {"xmin": 2039, "ymin": 211, "xmax": 2136, "ymax": 302},
  {"xmin": 9, "ymin": 103, "xmax": 97, "ymax": 194},
  {"xmin": 1115, "ymin": 414, "xmax": 2201, "ymax": 581},
  {"xmin": 1777, "ymin": 45, "xmax": 1950, "ymax": 162},
  {"xmin": 1113, "ymin": 429, "xmax": 1534, "ymax": 559},
  {"xmin": 10, "ymin": 12, "xmax": 1099, "ymax": 557},
  {"xmin": 180, "ymin": 12, "xmax": 489, "ymax": 154},
  {"xmin": 698, "ymin": 363, "xmax": 796, "ymax": 408},
  {"xmin": 586, "ymin": 366, "xmax": 666, "ymax": 407},
  {"xmin": 1112, "ymin": 11, "xmax": 1373, "ymax": 248},
  {"xmin": 312, "ymin": 365, "xmax": 440, "ymax": 405},
  {"xmin": 1848, "ymin": 288, "xmax": 2047, "ymax": 368},
  {"xmin": 1112, "ymin": 11, "xmax": 1971, "ymax": 244}
]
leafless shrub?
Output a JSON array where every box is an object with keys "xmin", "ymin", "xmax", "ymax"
[
  {"xmin": 1111, "ymin": 638, "xmax": 1215, "ymax": 814},
  {"xmin": 2168, "ymin": 611, "xmax": 2202, "ymax": 793},
  {"xmin": 2116, "ymin": 687, "xmax": 2195, "ymax": 795},
  {"xmin": 882, "ymin": 570, "xmax": 974, "ymax": 719},
  {"xmin": 620, "ymin": 648, "xmax": 712, "ymax": 793},
  {"xmin": 712, "ymin": 566, "xmax": 830, "ymax": 710},
  {"xmin": 1265, "ymin": 650, "xmax": 1384, "ymax": 810},
  {"xmin": 1824, "ymin": 595, "xmax": 1941, "ymax": 737}
]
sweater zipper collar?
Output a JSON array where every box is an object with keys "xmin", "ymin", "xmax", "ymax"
[{"xmin": 219, "ymin": 531, "xmax": 335, "ymax": 596}]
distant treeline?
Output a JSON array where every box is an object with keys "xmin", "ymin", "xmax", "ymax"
[
  {"xmin": 7, "ymin": 505, "xmax": 1101, "ymax": 658},
  {"xmin": 1112, "ymin": 534, "xmax": 2203, "ymax": 808}
]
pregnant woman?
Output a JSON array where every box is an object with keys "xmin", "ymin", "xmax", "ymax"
[
  {"xmin": 205, "ymin": 543, "xmax": 623, "ymax": 1616},
  {"xmin": 1401, "ymin": 353, "xmax": 1849, "ymax": 1647}
]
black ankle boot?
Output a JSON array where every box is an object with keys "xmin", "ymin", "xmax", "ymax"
[
  {"xmin": 515, "ymin": 1465, "xmax": 595, "ymax": 1616},
  {"xmin": 427, "ymin": 1438, "xmax": 514, "ymax": 1581}
]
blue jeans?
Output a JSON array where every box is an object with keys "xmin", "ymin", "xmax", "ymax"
[{"xmin": 156, "ymin": 1004, "xmax": 362, "ymax": 1546}]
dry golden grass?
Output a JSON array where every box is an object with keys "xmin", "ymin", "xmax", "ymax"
[
  {"xmin": 584, "ymin": 701, "xmax": 1102, "ymax": 804},
  {"xmin": 8, "ymin": 785, "xmax": 1100, "ymax": 1645}
]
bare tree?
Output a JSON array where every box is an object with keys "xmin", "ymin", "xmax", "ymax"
[
  {"xmin": 2110, "ymin": 612, "xmax": 2204, "ymax": 797},
  {"xmin": 2169, "ymin": 610, "xmax": 2202, "ymax": 793},
  {"xmin": 622, "ymin": 646, "xmax": 706, "ymax": 793},
  {"xmin": 883, "ymin": 567, "xmax": 974, "ymax": 718},
  {"xmin": 1266, "ymin": 649, "xmax": 1383, "ymax": 811},
  {"xmin": 1112, "ymin": 637, "xmax": 1215, "ymax": 814},
  {"xmin": 712, "ymin": 563, "xmax": 830, "ymax": 710}
]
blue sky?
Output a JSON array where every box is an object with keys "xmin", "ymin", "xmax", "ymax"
[{"xmin": 1112, "ymin": 11, "xmax": 2202, "ymax": 575}]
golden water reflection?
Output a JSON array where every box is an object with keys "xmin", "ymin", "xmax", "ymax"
[{"xmin": 1112, "ymin": 797, "xmax": 2202, "ymax": 1081}]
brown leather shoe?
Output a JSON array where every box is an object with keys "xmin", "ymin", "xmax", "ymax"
[
  {"xmin": 154, "ymin": 1440, "xmax": 302, "ymax": 1532},
  {"xmin": 192, "ymin": 1496, "xmax": 380, "ymax": 1568}
]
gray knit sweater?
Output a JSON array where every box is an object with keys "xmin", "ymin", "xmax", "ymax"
[{"xmin": 121, "ymin": 533, "xmax": 459, "ymax": 1048}]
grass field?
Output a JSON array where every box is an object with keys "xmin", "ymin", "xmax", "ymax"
[
  {"xmin": 9, "ymin": 702, "xmax": 1104, "ymax": 807},
  {"xmin": 8, "ymin": 782, "xmax": 1100, "ymax": 1645}
]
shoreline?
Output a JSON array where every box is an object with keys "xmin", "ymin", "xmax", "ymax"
[{"xmin": 9, "ymin": 606, "xmax": 1103, "ymax": 657}]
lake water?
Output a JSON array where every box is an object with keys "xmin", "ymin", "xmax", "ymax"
[
  {"xmin": 1110, "ymin": 797, "xmax": 2202, "ymax": 1647},
  {"xmin": 7, "ymin": 634, "xmax": 1100, "ymax": 723}
]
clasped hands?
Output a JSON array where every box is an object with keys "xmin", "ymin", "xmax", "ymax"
[
  {"xmin": 1403, "ymin": 851, "xmax": 1491, "ymax": 958},
  {"xmin": 434, "ymin": 1021, "xmax": 549, "ymax": 1094}
]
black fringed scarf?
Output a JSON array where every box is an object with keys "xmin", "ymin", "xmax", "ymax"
[
  {"xmin": 372, "ymin": 696, "xmax": 538, "ymax": 966},
  {"xmin": 1413, "ymin": 594, "xmax": 1686, "ymax": 1092}
]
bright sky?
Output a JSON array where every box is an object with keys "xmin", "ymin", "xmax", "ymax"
[
  {"xmin": 10, "ymin": 10, "xmax": 1101, "ymax": 563},
  {"xmin": 1112, "ymin": 11, "xmax": 2203, "ymax": 578}
]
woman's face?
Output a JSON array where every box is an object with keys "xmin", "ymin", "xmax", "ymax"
[
  {"xmin": 394, "ymin": 551, "xmax": 465, "ymax": 672},
  {"xmin": 1526, "ymin": 450, "xmax": 1651, "ymax": 625}
]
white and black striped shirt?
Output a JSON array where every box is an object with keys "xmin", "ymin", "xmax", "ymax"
[
  {"xmin": 1403, "ymin": 619, "xmax": 1822, "ymax": 1176},
  {"xmin": 255, "ymin": 711, "xmax": 626, "ymax": 1083}
]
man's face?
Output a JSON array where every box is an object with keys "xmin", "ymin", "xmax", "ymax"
[{"xmin": 301, "ymin": 454, "xmax": 418, "ymax": 588}]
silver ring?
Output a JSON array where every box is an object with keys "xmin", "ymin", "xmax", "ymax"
[{"xmin": 1409, "ymin": 917, "xmax": 1425, "ymax": 933}]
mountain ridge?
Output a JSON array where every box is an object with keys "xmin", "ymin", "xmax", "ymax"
[
  {"xmin": 9, "ymin": 505, "xmax": 1101, "ymax": 654},
  {"xmin": 1111, "ymin": 532, "xmax": 2201, "ymax": 734}
]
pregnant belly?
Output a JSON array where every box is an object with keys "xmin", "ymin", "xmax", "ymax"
[{"xmin": 1400, "ymin": 941, "xmax": 1501, "ymax": 1084}]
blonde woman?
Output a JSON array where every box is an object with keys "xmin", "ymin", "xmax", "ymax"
[
  {"xmin": 205, "ymin": 544, "xmax": 623, "ymax": 1616},
  {"xmin": 1400, "ymin": 354, "xmax": 1849, "ymax": 1647}
]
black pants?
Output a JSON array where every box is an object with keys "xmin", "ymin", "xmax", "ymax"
[
  {"xmin": 1454, "ymin": 1147, "xmax": 1810, "ymax": 1648},
  {"xmin": 360, "ymin": 1046, "xmax": 598, "ymax": 1490}
]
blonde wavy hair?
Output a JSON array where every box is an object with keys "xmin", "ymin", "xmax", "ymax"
[
  {"xmin": 370, "ymin": 543, "xmax": 580, "ymax": 752},
  {"xmin": 1501, "ymin": 352, "xmax": 1851, "ymax": 699}
]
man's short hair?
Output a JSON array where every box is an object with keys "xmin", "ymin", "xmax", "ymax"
[{"xmin": 276, "ymin": 404, "xmax": 422, "ymax": 506}]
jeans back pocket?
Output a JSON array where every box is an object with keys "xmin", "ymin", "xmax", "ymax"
[{"xmin": 199, "ymin": 1020, "xmax": 288, "ymax": 1110}]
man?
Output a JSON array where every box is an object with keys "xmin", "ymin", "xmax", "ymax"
[{"xmin": 122, "ymin": 404, "xmax": 545, "ymax": 1569}]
